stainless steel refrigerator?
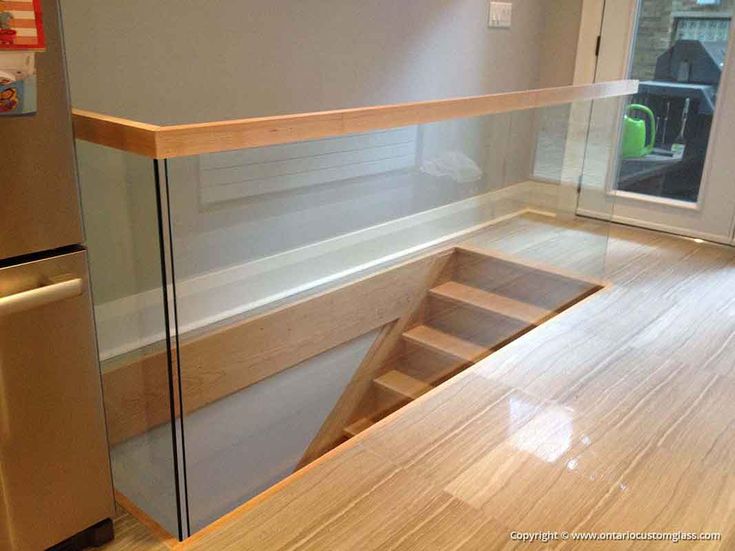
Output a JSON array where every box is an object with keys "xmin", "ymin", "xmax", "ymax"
[{"xmin": 0, "ymin": 0, "xmax": 115, "ymax": 549}]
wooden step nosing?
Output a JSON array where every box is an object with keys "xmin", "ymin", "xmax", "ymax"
[
  {"xmin": 428, "ymin": 288, "xmax": 546, "ymax": 326},
  {"xmin": 402, "ymin": 332, "xmax": 471, "ymax": 361},
  {"xmin": 454, "ymin": 245, "xmax": 606, "ymax": 288},
  {"xmin": 402, "ymin": 327, "xmax": 486, "ymax": 363},
  {"xmin": 343, "ymin": 417, "xmax": 374, "ymax": 438},
  {"xmin": 430, "ymin": 281, "xmax": 555, "ymax": 325},
  {"xmin": 374, "ymin": 370, "xmax": 432, "ymax": 400}
]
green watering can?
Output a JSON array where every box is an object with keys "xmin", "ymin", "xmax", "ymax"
[{"xmin": 622, "ymin": 104, "xmax": 656, "ymax": 159}]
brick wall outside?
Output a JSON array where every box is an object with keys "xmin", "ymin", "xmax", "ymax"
[{"xmin": 631, "ymin": 0, "xmax": 733, "ymax": 79}]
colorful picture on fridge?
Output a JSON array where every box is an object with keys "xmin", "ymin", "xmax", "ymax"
[
  {"xmin": 0, "ymin": 51, "xmax": 37, "ymax": 115},
  {"xmin": 0, "ymin": 78, "xmax": 35, "ymax": 115},
  {"xmin": 0, "ymin": 0, "xmax": 45, "ymax": 51}
]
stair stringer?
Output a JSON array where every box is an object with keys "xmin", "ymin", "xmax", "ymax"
[{"xmin": 296, "ymin": 249, "xmax": 455, "ymax": 468}]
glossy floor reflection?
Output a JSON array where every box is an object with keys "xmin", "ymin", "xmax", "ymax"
[{"xmin": 103, "ymin": 214, "xmax": 735, "ymax": 550}]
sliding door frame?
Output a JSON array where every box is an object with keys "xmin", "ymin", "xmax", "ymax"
[{"xmin": 574, "ymin": 0, "xmax": 735, "ymax": 244}]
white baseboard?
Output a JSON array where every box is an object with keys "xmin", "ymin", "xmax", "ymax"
[
  {"xmin": 576, "ymin": 208, "xmax": 732, "ymax": 245},
  {"xmin": 95, "ymin": 181, "xmax": 559, "ymax": 361}
]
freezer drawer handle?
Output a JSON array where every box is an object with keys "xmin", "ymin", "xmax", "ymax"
[{"xmin": 0, "ymin": 278, "xmax": 83, "ymax": 317}]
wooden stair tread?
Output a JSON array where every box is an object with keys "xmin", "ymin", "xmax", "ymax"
[
  {"xmin": 403, "ymin": 325, "xmax": 487, "ymax": 362},
  {"xmin": 430, "ymin": 281, "xmax": 551, "ymax": 325},
  {"xmin": 343, "ymin": 418, "xmax": 375, "ymax": 438},
  {"xmin": 455, "ymin": 245, "xmax": 605, "ymax": 288},
  {"xmin": 374, "ymin": 370, "xmax": 433, "ymax": 400}
]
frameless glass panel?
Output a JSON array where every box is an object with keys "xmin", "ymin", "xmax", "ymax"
[
  {"xmin": 576, "ymin": 95, "xmax": 632, "ymax": 229},
  {"xmin": 162, "ymin": 100, "xmax": 622, "ymax": 533},
  {"xmin": 614, "ymin": 0, "xmax": 732, "ymax": 202},
  {"xmin": 75, "ymin": 142, "xmax": 184, "ymax": 538},
  {"xmin": 477, "ymin": 100, "xmax": 618, "ymax": 280},
  {"xmin": 164, "ymin": 112, "xmax": 517, "ymax": 533},
  {"xmin": 532, "ymin": 103, "xmax": 577, "ymax": 184},
  {"xmin": 165, "ymin": 114, "xmax": 516, "ymax": 339}
]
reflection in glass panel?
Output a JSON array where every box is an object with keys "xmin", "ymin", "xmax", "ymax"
[
  {"xmin": 510, "ymin": 101, "xmax": 615, "ymax": 278},
  {"xmin": 615, "ymin": 0, "xmax": 732, "ymax": 202},
  {"xmin": 75, "ymin": 142, "xmax": 183, "ymax": 538}
]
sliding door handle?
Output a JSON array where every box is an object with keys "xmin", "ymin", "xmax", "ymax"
[{"xmin": 0, "ymin": 278, "xmax": 83, "ymax": 317}]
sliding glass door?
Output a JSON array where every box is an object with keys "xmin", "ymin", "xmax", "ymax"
[{"xmin": 578, "ymin": 0, "xmax": 735, "ymax": 243}]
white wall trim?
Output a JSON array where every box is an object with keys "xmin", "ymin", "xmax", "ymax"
[
  {"xmin": 573, "ymin": 0, "xmax": 606, "ymax": 85},
  {"xmin": 577, "ymin": 207, "xmax": 732, "ymax": 244},
  {"xmin": 609, "ymin": 190, "xmax": 701, "ymax": 211}
]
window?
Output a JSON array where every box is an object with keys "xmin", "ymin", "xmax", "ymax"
[{"xmin": 675, "ymin": 16, "xmax": 731, "ymax": 43}]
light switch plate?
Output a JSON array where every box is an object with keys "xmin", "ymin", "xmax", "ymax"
[{"xmin": 489, "ymin": 2, "xmax": 512, "ymax": 28}]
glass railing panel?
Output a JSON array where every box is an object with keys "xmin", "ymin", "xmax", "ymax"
[
  {"xmin": 164, "ymin": 113, "xmax": 520, "ymax": 337},
  {"xmin": 164, "ymin": 110, "xmax": 521, "ymax": 533},
  {"xmin": 459, "ymin": 97, "xmax": 625, "ymax": 280},
  {"xmin": 158, "ymin": 95, "xmax": 629, "ymax": 534},
  {"xmin": 577, "ymin": 96, "xmax": 628, "ymax": 222},
  {"xmin": 75, "ymin": 141, "xmax": 184, "ymax": 538},
  {"xmin": 69, "ymin": 81, "xmax": 636, "ymax": 538}
]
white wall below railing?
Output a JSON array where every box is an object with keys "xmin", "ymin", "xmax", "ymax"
[{"xmin": 95, "ymin": 180, "xmax": 566, "ymax": 363}]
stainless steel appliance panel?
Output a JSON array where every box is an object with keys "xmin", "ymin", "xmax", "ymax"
[{"xmin": 0, "ymin": 250, "xmax": 114, "ymax": 550}]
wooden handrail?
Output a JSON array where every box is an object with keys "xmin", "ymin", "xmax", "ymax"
[
  {"xmin": 72, "ymin": 80, "xmax": 638, "ymax": 159},
  {"xmin": 72, "ymin": 110, "xmax": 161, "ymax": 158}
]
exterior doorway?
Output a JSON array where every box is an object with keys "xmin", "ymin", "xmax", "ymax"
[{"xmin": 577, "ymin": 0, "xmax": 735, "ymax": 244}]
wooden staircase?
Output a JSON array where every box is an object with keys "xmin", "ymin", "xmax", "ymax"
[{"xmin": 299, "ymin": 245, "xmax": 603, "ymax": 463}]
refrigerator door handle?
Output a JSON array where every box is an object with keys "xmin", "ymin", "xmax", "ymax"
[{"xmin": 0, "ymin": 278, "xmax": 83, "ymax": 317}]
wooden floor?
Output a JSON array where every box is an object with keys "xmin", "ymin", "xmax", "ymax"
[{"xmin": 100, "ymin": 215, "xmax": 735, "ymax": 550}]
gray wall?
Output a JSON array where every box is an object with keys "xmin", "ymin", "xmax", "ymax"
[
  {"xmin": 62, "ymin": 0, "xmax": 579, "ymax": 124},
  {"xmin": 539, "ymin": 1, "xmax": 584, "ymax": 87},
  {"xmin": 62, "ymin": 0, "xmax": 583, "ymax": 306}
]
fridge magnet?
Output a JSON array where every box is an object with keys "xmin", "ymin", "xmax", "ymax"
[
  {"xmin": 0, "ymin": 51, "xmax": 36, "ymax": 115},
  {"xmin": 0, "ymin": 0, "xmax": 45, "ymax": 51}
]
